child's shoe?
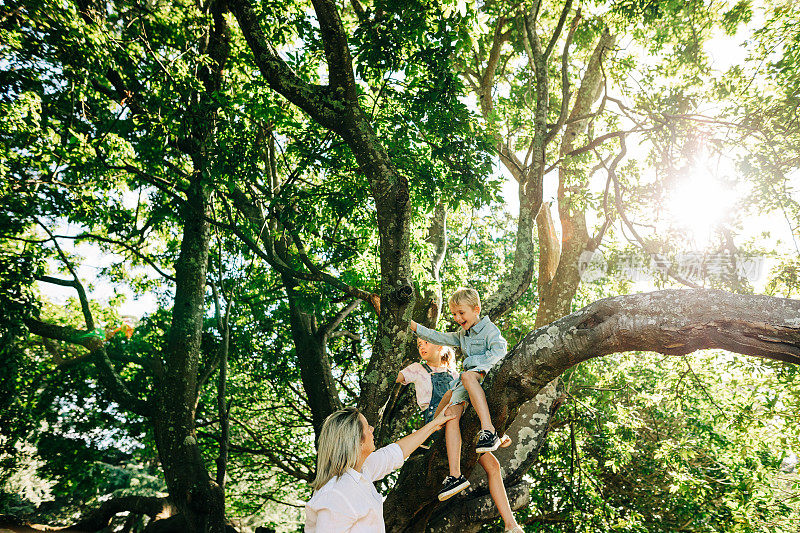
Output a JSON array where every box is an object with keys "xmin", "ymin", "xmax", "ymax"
[
  {"xmin": 437, "ymin": 475, "xmax": 470, "ymax": 501},
  {"xmin": 476, "ymin": 429, "xmax": 501, "ymax": 453},
  {"xmin": 504, "ymin": 526, "xmax": 524, "ymax": 533}
]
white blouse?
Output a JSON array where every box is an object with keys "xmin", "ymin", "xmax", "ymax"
[{"xmin": 305, "ymin": 443, "xmax": 404, "ymax": 532}]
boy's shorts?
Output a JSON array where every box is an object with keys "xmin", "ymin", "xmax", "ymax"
[{"xmin": 449, "ymin": 370, "xmax": 485, "ymax": 406}]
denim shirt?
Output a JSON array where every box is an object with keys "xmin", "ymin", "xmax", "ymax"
[{"xmin": 414, "ymin": 316, "xmax": 507, "ymax": 374}]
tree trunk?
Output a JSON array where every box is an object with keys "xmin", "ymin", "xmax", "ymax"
[
  {"xmin": 153, "ymin": 173, "xmax": 225, "ymax": 533},
  {"xmin": 283, "ymin": 274, "xmax": 344, "ymax": 438},
  {"xmin": 151, "ymin": 3, "xmax": 230, "ymax": 529}
]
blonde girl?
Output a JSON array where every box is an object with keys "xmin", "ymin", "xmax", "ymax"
[{"xmin": 396, "ymin": 339, "xmax": 459, "ymax": 423}]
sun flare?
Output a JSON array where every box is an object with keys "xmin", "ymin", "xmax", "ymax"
[{"xmin": 665, "ymin": 169, "xmax": 735, "ymax": 247}]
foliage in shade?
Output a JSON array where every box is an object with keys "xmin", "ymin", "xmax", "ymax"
[{"xmin": 1, "ymin": 0, "xmax": 799, "ymax": 532}]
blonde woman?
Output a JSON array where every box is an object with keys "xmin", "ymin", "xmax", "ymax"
[{"xmin": 305, "ymin": 406, "xmax": 455, "ymax": 532}]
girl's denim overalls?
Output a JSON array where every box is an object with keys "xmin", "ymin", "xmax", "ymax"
[{"xmin": 422, "ymin": 363, "xmax": 453, "ymax": 424}]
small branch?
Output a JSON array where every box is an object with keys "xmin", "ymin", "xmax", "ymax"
[
  {"xmin": 229, "ymin": 186, "xmax": 378, "ymax": 309},
  {"xmin": 544, "ymin": 126, "xmax": 650, "ymax": 175},
  {"xmin": 319, "ymin": 299, "xmax": 361, "ymax": 340},
  {"xmin": 683, "ymin": 358, "xmax": 729, "ymax": 420},
  {"xmin": 283, "ymin": 220, "xmax": 374, "ymax": 302},
  {"xmin": 329, "ymin": 330, "xmax": 362, "ymax": 341},
  {"xmin": 71, "ymin": 232, "xmax": 176, "ymax": 282},
  {"xmin": 228, "ymin": 417, "xmax": 313, "ymax": 481},
  {"xmin": 36, "ymin": 220, "xmax": 94, "ymax": 330},
  {"xmin": 602, "ymin": 139, "xmax": 701, "ymax": 289}
]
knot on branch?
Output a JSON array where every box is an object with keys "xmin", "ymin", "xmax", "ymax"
[
  {"xmin": 388, "ymin": 284, "xmax": 414, "ymax": 304},
  {"xmin": 574, "ymin": 298, "xmax": 620, "ymax": 330}
]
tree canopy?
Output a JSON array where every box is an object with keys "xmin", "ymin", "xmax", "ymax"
[{"xmin": 1, "ymin": 0, "xmax": 800, "ymax": 532}]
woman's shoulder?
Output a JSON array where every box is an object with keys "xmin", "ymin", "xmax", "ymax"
[
  {"xmin": 307, "ymin": 476, "xmax": 358, "ymax": 512},
  {"xmin": 362, "ymin": 442, "xmax": 404, "ymax": 480}
]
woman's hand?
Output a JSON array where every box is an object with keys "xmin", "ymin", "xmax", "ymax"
[
  {"xmin": 428, "ymin": 408, "xmax": 457, "ymax": 430},
  {"xmin": 397, "ymin": 408, "xmax": 457, "ymax": 458}
]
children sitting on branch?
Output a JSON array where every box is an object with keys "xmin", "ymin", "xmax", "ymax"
[
  {"xmin": 408, "ymin": 287, "xmax": 510, "ymax": 502},
  {"xmin": 397, "ymin": 335, "xmax": 523, "ymax": 532}
]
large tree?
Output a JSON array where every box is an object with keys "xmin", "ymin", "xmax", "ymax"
[{"xmin": 2, "ymin": 0, "xmax": 800, "ymax": 532}]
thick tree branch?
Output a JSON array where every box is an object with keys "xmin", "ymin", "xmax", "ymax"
[
  {"xmin": 319, "ymin": 299, "xmax": 361, "ymax": 340},
  {"xmin": 329, "ymin": 330, "xmax": 361, "ymax": 341},
  {"xmin": 385, "ymin": 289, "xmax": 800, "ymax": 531},
  {"xmin": 536, "ymin": 202, "xmax": 560, "ymax": 287},
  {"xmin": 36, "ymin": 275, "xmax": 76, "ymax": 288},
  {"xmin": 427, "ymin": 202, "xmax": 448, "ymax": 285},
  {"xmin": 310, "ymin": 0, "xmax": 356, "ymax": 97},
  {"xmin": 536, "ymin": 28, "xmax": 616, "ymax": 326},
  {"xmin": 69, "ymin": 495, "xmax": 169, "ymax": 532},
  {"xmin": 476, "ymin": 16, "xmax": 509, "ymax": 117},
  {"xmin": 228, "ymin": 0, "xmax": 341, "ymax": 131}
]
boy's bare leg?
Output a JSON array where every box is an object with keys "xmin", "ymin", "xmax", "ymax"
[
  {"xmin": 478, "ymin": 453, "xmax": 519, "ymax": 530},
  {"xmin": 461, "ymin": 371, "xmax": 495, "ymax": 433},
  {"xmin": 444, "ymin": 403, "xmax": 464, "ymax": 477},
  {"xmin": 433, "ymin": 389, "xmax": 453, "ymax": 418}
]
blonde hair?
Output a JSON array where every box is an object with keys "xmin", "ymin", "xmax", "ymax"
[
  {"xmin": 311, "ymin": 407, "xmax": 364, "ymax": 491},
  {"xmin": 417, "ymin": 338, "xmax": 457, "ymax": 372},
  {"xmin": 439, "ymin": 346, "xmax": 456, "ymax": 371},
  {"xmin": 448, "ymin": 287, "xmax": 481, "ymax": 309}
]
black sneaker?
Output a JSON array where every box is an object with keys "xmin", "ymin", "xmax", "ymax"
[
  {"xmin": 437, "ymin": 475, "xmax": 470, "ymax": 501},
  {"xmin": 475, "ymin": 429, "xmax": 501, "ymax": 453}
]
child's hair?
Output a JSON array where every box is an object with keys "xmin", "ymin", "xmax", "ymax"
[
  {"xmin": 448, "ymin": 287, "xmax": 481, "ymax": 309},
  {"xmin": 440, "ymin": 345, "xmax": 457, "ymax": 371},
  {"xmin": 310, "ymin": 407, "xmax": 363, "ymax": 491}
]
